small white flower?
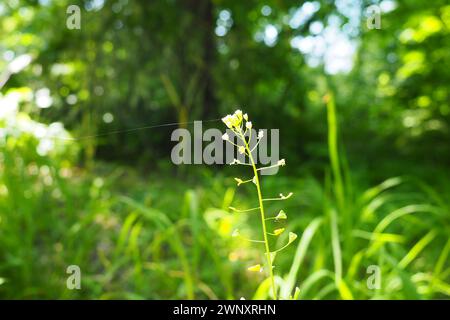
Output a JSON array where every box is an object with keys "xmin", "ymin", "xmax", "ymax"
[
  {"xmin": 246, "ymin": 121, "xmax": 252, "ymax": 129},
  {"xmin": 222, "ymin": 115, "xmax": 233, "ymax": 128},
  {"xmin": 222, "ymin": 132, "xmax": 229, "ymax": 141},
  {"xmin": 277, "ymin": 159, "xmax": 286, "ymax": 166},
  {"xmin": 243, "ymin": 113, "xmax": 248, "ymax": 121},
  {"xmin": 238, "ymin": 146, "xmax": 245, "ymax": 154},
  {"xmin": 258, "ymin": 130, "xmax": 264, "ymax": 139},
  {"xmin": 222, "ymin": 112, "xmax": 242, "ymax": 129},
  {"xmin": 230, "ymin": 159, "xmax": 241, "ymax": 165}
]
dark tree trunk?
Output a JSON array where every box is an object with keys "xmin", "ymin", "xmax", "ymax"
[{"xmin": 201, "ymin": 0, "xmax": 216, "ymax": 119}]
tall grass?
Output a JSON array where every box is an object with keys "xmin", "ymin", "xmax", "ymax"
[
  {"xmin": 0, "ymin": 93, "xmax": 449, "ymax": 299},
  {"xmin": 252, "ymin": 93, "xmax": 449, "ymax": 299},
  {"xmin": 314, "ymin": 92, "xmax": 450, "ymax": 299}
]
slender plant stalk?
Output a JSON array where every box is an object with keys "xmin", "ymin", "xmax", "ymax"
[
  {"xmin": 326, "ymin": 92, "xmax": 345, "ymax": 213},
  {"xmin": 222, "ymin": 110, "xmax": 296, "ymax": 300},
  {"xmin": 242, "ymin": 133, "xmax": 277, "ymax": 300}
]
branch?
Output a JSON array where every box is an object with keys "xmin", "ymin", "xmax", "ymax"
[
  {"xmin": 262, "ymin": 192, "xmax": 293, "ymax": 202},
  {"xmin": 229, "ymin": 206, "xmax": 260, "ymax": 213},
  {"xmin": 257, "ymin": 159, "xmax": 286, "ymax": 172}
]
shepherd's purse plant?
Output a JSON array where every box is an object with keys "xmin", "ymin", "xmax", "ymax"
[{"xmin": 221, "ymin": 110, "xmax": 298, "ymax": 300}]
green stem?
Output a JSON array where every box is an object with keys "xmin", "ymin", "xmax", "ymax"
[{"xmin": 241, "ymin": 132, "xmax": 277, "ymax": 300}]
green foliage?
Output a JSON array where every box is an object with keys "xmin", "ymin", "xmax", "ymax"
[{"xmin": 0, "ymin": 0, "xmax": 449, "ymax": 300}]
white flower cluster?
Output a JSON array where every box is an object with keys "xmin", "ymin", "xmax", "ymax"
[
  {"xmin": 222, "ymin": 109, "xmax": 264, "ymax": 143},
  {"xmin": 222, "ymin": 109, "xmax": 246, "ymax": 130}
]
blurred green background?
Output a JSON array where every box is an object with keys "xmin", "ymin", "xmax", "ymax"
[{"xmin": 0, "ymin": 0, "xmax": 449, "ymax": 299}]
